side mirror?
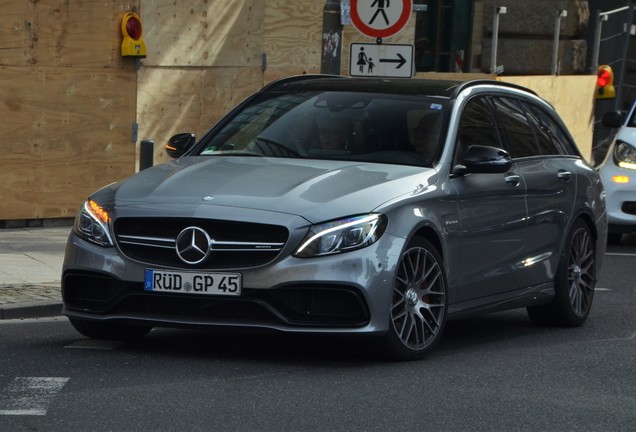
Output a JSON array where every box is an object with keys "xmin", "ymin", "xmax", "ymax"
[
  {"xmin": 461, "ymin": 145, "xmax": 512, "ymax": 174},
  {"xmin": 165, "ymin": 133, "xmax": 196, "ymax": 158},
  {"xmin": 601, "ymin": 111, "xmax": 624, "ymax": 129}
]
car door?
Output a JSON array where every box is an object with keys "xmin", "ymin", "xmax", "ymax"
[
  {"xmin": 491, "ymin": 97, "xmax": 577, "ymax": 288},
  {"xmin": 450, "ymin": 95, "xmax": 529, "ymax": 302}
]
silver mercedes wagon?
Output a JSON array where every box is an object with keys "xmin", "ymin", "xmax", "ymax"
[{"xmin": 62, "ymin": 76, "xmax": 607, "ymax": 360}]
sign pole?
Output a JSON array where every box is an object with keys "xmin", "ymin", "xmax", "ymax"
[{"xmin": 321, "ymin": 0, "xmax": 343, "ymax": 75}]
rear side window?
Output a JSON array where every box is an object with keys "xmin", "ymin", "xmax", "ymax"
[
  {"xmin": 526, "ymin": 104, "xmax": 576, "ymax": 155},
  {"xmin": 492, "ymin": 97, "xmax": 538, "ymax": 158}
]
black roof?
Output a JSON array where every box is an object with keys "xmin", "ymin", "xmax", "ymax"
[{"xmin": 263, "ymin": 74, "xmax": 537, "ymax": 99}]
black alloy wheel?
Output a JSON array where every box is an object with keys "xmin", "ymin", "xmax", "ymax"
[{"xmin": 528, "ymin": 218, "xmax": 596, "ymax": 326}]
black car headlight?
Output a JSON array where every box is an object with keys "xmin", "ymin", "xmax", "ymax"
[
  {"xmin": 73, "ymin": 199, "xmax": 114, "ymax": 247},
  {"xmin": 294, "ymin": 214, "xmax": 387, "ymax": 258},
  {"xmin": 614, "ymin": 141, "xmax": 636, "ymax": 170}
]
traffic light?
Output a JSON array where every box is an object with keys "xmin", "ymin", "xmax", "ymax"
[
  {"xmin": 596, "ymin": 65, "xmax": 616, "ymax": 99},
  {"xmin": 121, "ymin": 12, "xmax": 146, "ymax": 57}
]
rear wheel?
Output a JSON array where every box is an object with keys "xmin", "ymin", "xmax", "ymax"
[
  {"xmin": 69, "ymin": 318, "xmax": 152, "ymax": 340},
  {"xmin": 381, "ymin": 237, "xmax": 447, "ymax": 360},
  {"xmin": 527, "ymin": 219, "xmax": 595, "ymax": 326}
]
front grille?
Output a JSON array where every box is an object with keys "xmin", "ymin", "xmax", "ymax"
[
  {"xmin": 63, "ymin": 272, "xmax": 369, "ymax": 327},
  {"xmin": 114, "ymin": 217, "xmax": 289, "ymax": 269}
]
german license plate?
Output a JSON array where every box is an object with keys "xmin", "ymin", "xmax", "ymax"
[{"xmin": 144, "ymin": 269, "xmax": 241, "ymax": 296}]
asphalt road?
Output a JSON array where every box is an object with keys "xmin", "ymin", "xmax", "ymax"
[{"xmin": 0, "ymin": 238, "xmax": 634, "ymax": 432}]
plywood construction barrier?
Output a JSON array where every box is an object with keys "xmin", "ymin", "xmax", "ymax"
[
  {"xmin": 1, "ymin": 0, "xmax": 598, "ymax": 221},
  {"xmin": 0, "ymin": 0, "xmax": 140, "ymax": 220},
  {"xmin": 137, "ymin": 0, "xmax": 325, "ymax": 165}
]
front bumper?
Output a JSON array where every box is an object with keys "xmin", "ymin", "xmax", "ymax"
[
  {"xmin": 600, "ymin": 161, "xmax": 636, "ymax": 231},
  {"xmin": 62, "ymin": 231, "xmax": 405, "ymax": 335}
]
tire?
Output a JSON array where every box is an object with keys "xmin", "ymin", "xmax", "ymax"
[
  {"xmin": 69, "ymin": 318, "xmax": 152, "ymax": 340},
  {"xmin": 381, "ymin": 237, "xmax": 448, "ymax": 360},
  {"xmin": 527, "ymin": 219, "xmax": 596, "ymax": 327}
]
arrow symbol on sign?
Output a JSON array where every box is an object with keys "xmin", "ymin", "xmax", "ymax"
[{"xmin": 379, "ymin": 53, "xmax": 407, "ymax": 69}]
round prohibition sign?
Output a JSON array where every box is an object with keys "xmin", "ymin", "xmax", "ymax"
[{"xmin": 350, "ymin": 0, "xmax": 413, "ymax": 39}]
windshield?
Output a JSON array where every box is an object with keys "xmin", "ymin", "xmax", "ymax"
[
  {"xmin": 628, "ymin": 107, "xmax": 636, "ymax": 127},
  {"xmin": 196, "ymin": 90, "xmax": 447, "ymax": 167}
]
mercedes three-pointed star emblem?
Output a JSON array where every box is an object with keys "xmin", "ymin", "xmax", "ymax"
[{"xmin": 175, "ymin": 226, "xmax": 211, "ymax": 265}]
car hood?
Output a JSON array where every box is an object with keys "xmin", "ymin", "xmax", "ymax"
[{"xmin": 103, "ymin": 156, "xmax": 437, "ymax": 223}]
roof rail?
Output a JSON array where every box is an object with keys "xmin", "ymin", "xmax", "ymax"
[
  {"xmin": 261, "ymin": 74, "xmax": 347, "ymax": 92},
  {"xmin": 452, "ymin": 79, "xmax": 538, "ymax": 98}
]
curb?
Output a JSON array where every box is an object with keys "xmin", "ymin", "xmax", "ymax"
[{"xmin": 0, "ymin": 301, "xmax": 63, "ymax": 320}]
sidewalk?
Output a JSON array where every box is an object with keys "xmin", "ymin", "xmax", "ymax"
[{"xmin": 0, "ymin": 225, "xmax": 70, "ymax": 319}]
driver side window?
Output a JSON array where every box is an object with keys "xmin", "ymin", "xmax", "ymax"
[{"xmin": 455, "ymin": 96, "xmax": 504, "ymax": 165}]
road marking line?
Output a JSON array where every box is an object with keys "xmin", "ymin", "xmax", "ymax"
[
  {"xmin": 605, "ymin": 252, "xmax": 636, "ymax": 257},
  {"xmin": 595, "ymin": 288, "xmax": 611, "ymax": 291},
  {"xmin": 590, "ymin": 331, "xmax": 636, "ymax": 343},
  {"xmin": 0, "ymin": 377, "xmax": 69, "ymax": 416}
]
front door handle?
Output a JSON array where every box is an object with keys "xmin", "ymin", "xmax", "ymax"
[
  {"xmin": 557, "ymin": 170, "xmax": 572, "ymax": 183},
  {"xmin": 505, "ymin": 174, "xmax": 521, "ymax": 187}
]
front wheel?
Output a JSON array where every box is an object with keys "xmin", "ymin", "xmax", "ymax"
[
  {"xmin": 68, "ymin": 318, "xmax": 152, "ymax": 340},
  {"xmin": 380, "ymin": 237, "xmax": 448, "ymax": 360},
  {"xmin": 527, "ymin": 219, "xmax": 596, "ymax": 326}
]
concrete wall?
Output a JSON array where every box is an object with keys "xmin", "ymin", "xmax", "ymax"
[{"xmin": 479, "ymin": 0, "xmax": 590, "ymax": 74}]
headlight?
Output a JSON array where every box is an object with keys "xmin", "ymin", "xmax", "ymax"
[
  {"xmin": 73, "ymin": 199, "xmax": 114, "ymax": 247},
  {"xmin": 294, "ymin": 214, "xmax": 387, "ymax": 258},
  {"xmin": 614, "ymin": 141, "xmax": 636, "ymax": 170}
]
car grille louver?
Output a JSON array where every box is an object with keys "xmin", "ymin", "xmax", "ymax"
[{"xmin": 114, "ymin": 218, "xmax": 288, "ymax": 269}]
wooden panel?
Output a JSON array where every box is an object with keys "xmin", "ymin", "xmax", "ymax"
[
  {"xmin": 138, "ymin": 0, "xmax": 332, "ymax": 165},
  {"xmin": 137, "ymin": 66, "xmax": 263, "ymax": 165},
  {"xmin": 141, "ymin": 0, "xmax": 264, "ymax": 67},
  {"xmin": 0, "ymin": 0, "xmax": 139, "ymax": 220},
  {"xmin": 263, "ymin": 1, "xmax": 322, "ymax": 73},
  {"xmin": 0, "ymin": 66, "xmax": 136, "ymax": 219},
  {"xmin": 0, "ymin": 0, "xmax": 140, "ymax": 68}
]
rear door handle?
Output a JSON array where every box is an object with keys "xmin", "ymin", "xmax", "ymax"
[
  {"xmin": 505, "ymin": 174, "xmax": 521, "ymax": 187},
  {"xmin": 557, "ymin": 170, "xmax": 572, "ymax": 183}
]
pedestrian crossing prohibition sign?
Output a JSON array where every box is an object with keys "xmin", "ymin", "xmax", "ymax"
[{"xmin": 350, "ymin": 0, "xmax": 413, "ymax": 39}]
